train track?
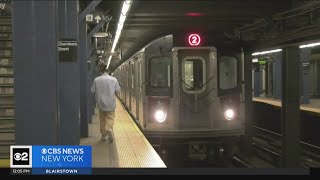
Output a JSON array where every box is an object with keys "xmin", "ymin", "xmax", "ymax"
[{"xmin": 253, "ymin": 126, "xmax": 320, "ymax": 167}]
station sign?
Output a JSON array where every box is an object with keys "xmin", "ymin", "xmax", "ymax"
[
  {"xmin": 0, "ymin": 0, "xmax": 11, "ymax": 17},
  {"xmin": 258, "ymin": 57, "xmax": 267, "ymax": 65},
  {"xmin": 85, "ymin": 14, "xmax": 94, "ymax": 22},
  {"xmin": 58, "ymin": 39, "xmax": 78, "ymax": 62},
  {"xmin": 86, "ymin": 13, "xmax": 102, "ymax": 24}
]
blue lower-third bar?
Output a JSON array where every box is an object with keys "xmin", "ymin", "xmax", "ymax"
[{"xmin": 32, "ymin": 168, "xmax": 92, "ymax": 175}]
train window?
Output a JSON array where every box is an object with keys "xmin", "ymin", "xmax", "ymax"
[
  {"xmin": 219, "ymin": 56, "xmax": 237, "ymax": 90},
  {"xmin": 150, "ymin": 57, "xmax": 170, "ymax": 88},
  {"xmin": 184, "ymin": 60, "xmax": 194, "ymax": 88},
  {"xmin": 182, "ymin": 56, "xmax": 206, "ymax": 93}
]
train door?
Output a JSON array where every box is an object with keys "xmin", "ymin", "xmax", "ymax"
[
  {"xmin": 176, "ymin": 48, "xmax": 215, "ymax": 129},
  {"xmin": 120, "ymin": 67, "xmax": 124, "ymax": 101},
  {"xmin": 130, "ymin": 61, "xmax": 137, "ymax": 118},
  {"xmin": 125, "ymin": 63, "xmax": 130, "ymax": 108},
  {"xmin": 139, "ymin": 55, "xmax": 146, "ymax": 128},
  {"xmin": 128, "ymin": 62, "xmax": 132, "ymax": 111},
  {"xmin": 135, "ymin": 61, "xmax": 139, "ymax": 119},
  {"xmin": 121, "ymin": 66, "xmax": 124, "ymax": 101},
  {"xmin": 136, "ymin": 59, "xmax": 141, "ymax": 123}
]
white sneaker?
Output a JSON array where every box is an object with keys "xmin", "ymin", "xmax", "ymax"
[{"xmin": 101, "ymin": 135, "xmax": 107, "ymax": 141}]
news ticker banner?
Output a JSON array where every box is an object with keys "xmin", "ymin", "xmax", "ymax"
[{"xmin": 10, "ymin": 145, "xmax": 92, "ymax": 175}]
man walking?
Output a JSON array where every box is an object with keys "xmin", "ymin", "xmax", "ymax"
[{"xmin": 91, "ymin": 63, "xmax": 120, "ymax": 143}]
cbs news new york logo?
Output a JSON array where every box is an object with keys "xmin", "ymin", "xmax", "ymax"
[{"xmin": 10, "ymin": 146, "xmax": 32, "ymax": 168}]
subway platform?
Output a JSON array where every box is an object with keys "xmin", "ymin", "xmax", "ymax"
[
  {"xmin": 80, "ymin": 99, "xmax": 167, "ymax": 168},
  {"xmin": 253, "ymin": 97, "xmax": 320, "ymax": 114}
]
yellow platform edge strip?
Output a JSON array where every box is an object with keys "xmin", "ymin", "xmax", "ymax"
[{"xmin": 116, "ymin": 99, "xmax": 167, "ymax": 168}]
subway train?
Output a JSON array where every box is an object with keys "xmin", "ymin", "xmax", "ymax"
[{"xmin": 112, "ymin": 34, "xmax": 244, "ymax": 161}]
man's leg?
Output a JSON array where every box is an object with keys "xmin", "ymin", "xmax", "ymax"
[
  {"xmin": 106, "ymin": 110, "xmax": 115, "ymax": 143},
  {"xmin": 99, "ymin": 110, "xmax": 107, "ymax": 140}
]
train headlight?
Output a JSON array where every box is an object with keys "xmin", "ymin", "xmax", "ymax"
[
  {"xmin": 224, "ymin": 109, "xmax": 235, "ymax": 120},
  {"xmin": 154, "ymin": 109, "xmax": 167, "ymax": 123}
]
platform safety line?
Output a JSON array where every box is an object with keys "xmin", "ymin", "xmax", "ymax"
[
  {"xmin": 115, "ymin": 99, "xmax": 145, "ymax": 167},
  {"xmin": 117, "ymin": 109, "xmax": 142, "ymax": 167},
  {"xmin": 116, "ymin": 98, "xmax": 167, "ymax": 167}
]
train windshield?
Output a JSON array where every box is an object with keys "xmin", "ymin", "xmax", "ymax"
[
  {"xmin": 219, "ymin": 56, "xmax": 238, "ymax": 90},
  {"xmin": 150, "ymin": 57, "xmax": 171, "ymax": 88},
  {"xmin": 182, "ymin": 57, "xmax": 205, "ymax": 93}
]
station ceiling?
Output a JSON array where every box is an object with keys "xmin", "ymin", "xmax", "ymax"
[{"xmin": 80, "ymin": 0, "xmax": 320, "ymax": 72}]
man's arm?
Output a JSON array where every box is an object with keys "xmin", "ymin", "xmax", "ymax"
[{"xmin": 115, "ymin": 79, "xmax": 121, "ymax": 97}]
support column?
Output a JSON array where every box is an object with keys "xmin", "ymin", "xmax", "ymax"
[
  {"xmin": 79, "ymin": 19, "xmax": 88, "ymax": 137},
  {"xmin": 87, "ymin": 37, "xmax": 93, "ymax": 122},
  {"xmin": 242, "ymin": 50, "xmax": 253, "ymax": 156},
  {"xmin": 12, "ymin": 1, "xmax": 58, "ymax": 144},
  {"xmin": 253, "ymin": 69, "xmax": 261, "ymax": 97},
  {"xmin": 86, "ymin": 15, "xmax": 112, "ymax": 120},
  {"xmin": 57, "ymin": 0, "xmax": 80, "ymax": 144},
  {"xmin": 91, "ymin": 38, "xmax": 98, "ymax": 116},
  {"xmin": 78, "ymin": 0, "xmax": 102, "ymax": 137},
  {"xmin": 273, "ymin": 52, "xmax": 282, "ymax": 99},
  {"xmin": 300, "ymin": 48, "xmax": 310, "ymax": 104},
  {"xmin": 281, "ymin": 46, "xmax": 300, "ymax": 168},
  {"xmin": 91, "ymin": 54, "xmax": 97, "ymax": 115}
]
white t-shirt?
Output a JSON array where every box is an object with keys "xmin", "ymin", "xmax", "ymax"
[{"xmin": 91, "ymin": 73, "xmax": 120, "ymax": 111}]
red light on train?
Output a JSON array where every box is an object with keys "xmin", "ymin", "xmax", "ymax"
[{"xmin": 188, "ymin": 34, "xmax": 201, "ymax": 46}]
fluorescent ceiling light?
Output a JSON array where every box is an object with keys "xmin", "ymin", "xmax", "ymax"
[
  {"xmin": 107, "ymin": 0, "xmax": 132, "ymax": 69},
  {"xmin": 119, "ymin": 14, "xmax": 126, "ymax": 25},
  {"xmin": 299, "ymin": 42, "xmax": 320, "ymax": 48},
  {"xmin": 122, "ymin": 1, "xmax": 131, "ymax": 15},
  {"xmin": 252, "ymin": 49, "xmax": 282, "ymax": 56},
  {"xmin": 93, "ymin": 32, "xmax": 108, "ymax": 38}
]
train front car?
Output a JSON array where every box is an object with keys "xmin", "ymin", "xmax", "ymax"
[
  {"xmin": 114, "ymin": 34, "xmax": 244, "ymax": 163},
  {"xmin": 171, "ymin": 46, "xmax": 243, "ymax": 136}
]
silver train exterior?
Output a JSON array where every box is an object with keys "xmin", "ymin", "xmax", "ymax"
[{"xmin": 113, "ymin": 34, "xmax": 244, "ymax": 143}]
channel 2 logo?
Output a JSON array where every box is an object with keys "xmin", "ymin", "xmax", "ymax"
[{"xmin": 10, "ymin": 146, "xmax": 32, "ymax": 168}]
